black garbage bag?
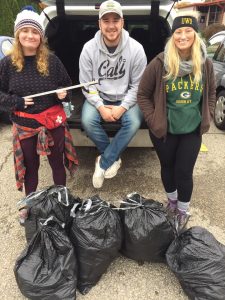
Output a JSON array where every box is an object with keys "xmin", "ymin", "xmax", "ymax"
[
  {"xmin": 70, "ymin": 195, "xmax": 123, "ymax": 295},
  {"xmin": 120, "ymin": 192, "xmax": 175, "ymax": 263},
  {"xmin": 14, "ymin": 217, "xmax": 77, "ymax": 300},
  {"xmin": 18, "ymin": 185, "xmax": 81, "ymax": 242},
  {"xmin": 166, "ymin": 226, "xmax": 225, "ymax": 300}
]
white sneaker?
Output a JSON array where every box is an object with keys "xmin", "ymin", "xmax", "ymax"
[
  {"xmin": 92, "ymin": 156, "xmax": 105, "ymax": 188},
  {"xmin": 105, "ymin": 158, "xmax": 122, "ymax": 179}
]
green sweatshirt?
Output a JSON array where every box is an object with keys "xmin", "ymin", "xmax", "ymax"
[
  {"xmin": 137, "ymin": 52, "xmax": 216, "ymax": 138},
  {"xmin": 166, "ymin": 74, "xmax": 203, "ymax": 134}
]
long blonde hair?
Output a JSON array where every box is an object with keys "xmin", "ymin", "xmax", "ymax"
[
  {"xmin": 164, "ymin": 31, "xmax": 202, "ymax": 83},
  {"xmin": 10, "ymin": 30, "xmax": 49, "ymax": 76}
]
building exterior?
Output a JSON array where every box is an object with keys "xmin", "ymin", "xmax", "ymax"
[{"xmin": 175, "ymin": 0, "xmax": 225, "ymax": 30}]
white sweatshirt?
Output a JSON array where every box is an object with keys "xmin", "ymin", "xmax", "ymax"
[{"xmin": 79, "ymin": 29, "xmax": 147, "ymax": 110}]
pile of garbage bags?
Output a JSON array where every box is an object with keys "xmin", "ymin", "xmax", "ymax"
[
  {"xmin": 15, "ymin": 186, "xmax": 123, "ymax": 299},
  {"xmin": 14, "ymin": 187, "xmax": 225, "ymax": 300}
]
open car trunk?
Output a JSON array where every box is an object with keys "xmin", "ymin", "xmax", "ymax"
[{"xmin": 42, "ymin": 1, "xmax": 172, "ymax": 133}]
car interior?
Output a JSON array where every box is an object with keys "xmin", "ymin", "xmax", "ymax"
[{"xmin": 44, "ymin": 11, "xmax": 171, "ymax": 132}]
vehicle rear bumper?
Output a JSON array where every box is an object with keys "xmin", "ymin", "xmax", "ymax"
[{"xmin": 70, "ymin": 128, "xmax": 153, "ymax": 147}]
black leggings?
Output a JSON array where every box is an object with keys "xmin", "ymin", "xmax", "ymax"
[{"xmin": 150, "ymin": 131, "xmax": 202, "ymax": 203}]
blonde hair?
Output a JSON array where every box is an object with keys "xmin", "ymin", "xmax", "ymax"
[
  {"xmin": 164, "ymin": 31, "xmax": 202, "ymax": 82},
  {"xmin": 10, "ymin": 30, "xmax": 49, "ymax": 76}
]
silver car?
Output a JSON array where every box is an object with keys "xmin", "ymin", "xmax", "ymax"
[{"xmin": 207, "ymin": 31, "xmax": 225, "ymax": 130}]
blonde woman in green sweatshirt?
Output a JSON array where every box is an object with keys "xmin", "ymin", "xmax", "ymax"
[{"xmin": 138, "ymin": 14, "xmax": 216, "ymax": 231}]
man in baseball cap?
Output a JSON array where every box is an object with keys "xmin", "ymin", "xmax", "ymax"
[{"xmin": 79, "ymin": 0, "xmax": 147, "ymax": 188}]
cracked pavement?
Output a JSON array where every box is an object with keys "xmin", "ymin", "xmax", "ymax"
[{"xmin": 0, "ymin": 122, "xmax": 224, "ymax": 300}]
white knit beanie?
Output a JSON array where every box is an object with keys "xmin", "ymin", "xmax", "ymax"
[{"xmin": 14, "ymin": 6, "xmax": 44, "ymax": 38}]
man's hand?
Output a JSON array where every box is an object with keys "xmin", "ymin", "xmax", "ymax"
[
  {"xmin": 98, "ymin": 105, "xmax": 117, "ymax": 122},
  {"xmin": 110, "ymin": 106, "xmax": 127, "ymax": 120}
]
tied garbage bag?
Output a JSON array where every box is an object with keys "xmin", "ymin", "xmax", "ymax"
[
  {"xmin": 166, "ymin": 226, "xmax": 225, "ymax": 300},
  {"xmin": 120, "ymin": 192, "xmax": 175, "ymax": 263},
  {"xmin": 18, "ymin": 185, "xmax": 81, "ymax": 242},
  {"xmin": 70, "ymin": 195, "xmax": 123, "ymax": 295},
  {"xmin": 14, "ymin": 217, "xmax": 77, "ymax": 300}
]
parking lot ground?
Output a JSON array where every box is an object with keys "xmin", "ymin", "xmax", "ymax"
[{"xmin": 0, "ymin": 122, "xmax": 224, "ymax": 300}]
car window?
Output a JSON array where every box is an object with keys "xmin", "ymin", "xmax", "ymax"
[
  {"xmin": 1, "ymin": 40, "xmax": 13, "ymax": 56},
  {"xmin": 207, "ymin": 34, "xmax": 225, "ymax": 58},
  {"xmin": 215, "ymin": 42, "xmax": 225, "ymax": 62}
]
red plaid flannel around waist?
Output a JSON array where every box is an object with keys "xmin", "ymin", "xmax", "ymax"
[{"xmin": 12, "ymin": 123, "xmax": 78, "ymax": 192}]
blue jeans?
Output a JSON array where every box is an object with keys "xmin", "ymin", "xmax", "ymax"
[{"xmin": 81, "ymin": 100, "xmax": 143, "ymax": 170}]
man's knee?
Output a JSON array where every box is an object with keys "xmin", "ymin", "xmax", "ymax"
[
  {"xmin": 132, "ymin": 116, "xmax": 142, "ymax": 131},
  {"xmin": 124, "ymin": 110, "xmax": 142, "ymax": 133}
]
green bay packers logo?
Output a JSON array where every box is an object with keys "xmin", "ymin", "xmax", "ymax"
[
  {"xmin": 181, "ymin": 18, "xmax": 193, "ymax": 25},
  {"xmin": 180, "ymin": 91, "xmax": 191, "ymax": 98}
]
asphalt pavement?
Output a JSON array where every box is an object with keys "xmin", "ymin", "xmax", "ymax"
[{"xmin": 0, "ymin": 122, "xmax": 224, "ymax": 300}]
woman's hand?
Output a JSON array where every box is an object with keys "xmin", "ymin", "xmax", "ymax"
[
  {"xmin": 56, "ymin": 89, "xmax": 67, "ymax": 100},
  {"xmin": 23, "ymin": 97, "xmax": 34, "ymax": 109}
]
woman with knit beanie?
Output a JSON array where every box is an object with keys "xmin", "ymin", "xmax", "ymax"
[
  {"xmin": 137, "ymin": 13, "xmax": 216, "ymax": 231},
  {"xmin": 0, "ymin": 6, "xmax": 78, "ymax": 198}
]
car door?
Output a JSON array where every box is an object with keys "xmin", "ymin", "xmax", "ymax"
[
  {"xmin": 207, "ymin": 32, "xmax": 225, "ymax": 129},
  {"xmin": 211, "ymin": 36, "xmax": 225, "ymax": 87}
]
